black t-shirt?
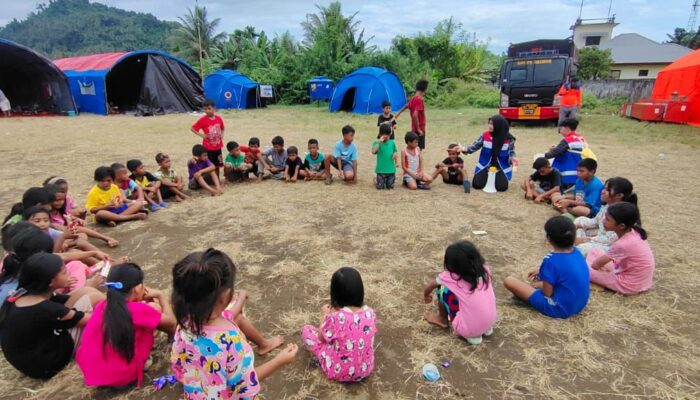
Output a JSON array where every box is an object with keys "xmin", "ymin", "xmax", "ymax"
[
  {"xmin": 530, "ymin": 168, "xmax": 563, "ymax": 192},
  {"xmin": 442, "ymin": 157, "xmax": 464, "ymax": 176},
  {"xmin": 129, "ymin": 172, "xmax": 159, "ymax": 183},
  {"xmin": 0, "ymin": 293, "xmax": 84, "ymax": 379},
  {"xmin": 377, "ymin": 114, "xmax": 396, "ymax": 139},
  {"xmin": 286, "ymin": 157, "xmax": 302, "ymax": 175}
]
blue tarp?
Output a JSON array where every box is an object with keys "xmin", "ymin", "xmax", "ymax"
[
  {"xmin": 329, "ymin": 67, "xmax": 406, "ymax": 114},
  {"xmin": 204, "ymin": 70, "xmax": 261, "ymax": 109},
  {"xmin": 308, "ymin": 76, "xmax": 334, "ymax": 101}
]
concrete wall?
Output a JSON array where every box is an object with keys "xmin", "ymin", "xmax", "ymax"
[
  {"xmin": 583, "ymin": 79, "xmax": 655, "ymax": 101},
  {"xmin": 572, "ymin": 22, "xmax": 616, "ymax": 49},
  {"xmin": 610, "ymin": 64, "xmax": 667, "ymax": 80}
]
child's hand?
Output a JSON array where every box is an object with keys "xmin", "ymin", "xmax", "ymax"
[
  {"xmin": 527, "ymin": 268, "xmax": 540, "ymax": 280},
  {"xmin": 143, "ymin": 288, "xmax": 164, "ymax": 300},
  {"xmin": 534, "ymin": 194, "xmax": 545, "ymax": 203},
  {"xmin": 92, "ymin": 250, "xmax": 110, "ymax": 261},
  {"xmin": 337, "ymin": 170, "xmax": 344, "ymax": 179},
  {"xmin": 274, "ymin": 343, "xmax": 299, "ymax": 365},
  {"xmin": 512, "ymin": 158, "xmax": 520, "ymax": 166},
  {"xmin": 86, "ymin": 274, "xmax": 104, "ymax": 288}
]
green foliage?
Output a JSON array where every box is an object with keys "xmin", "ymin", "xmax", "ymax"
[
  {"xmin": 666, "ymin": 27, "xmax": 700, "ymax": 49},
  {"xmin": 581, "ymin": 93, "xmax": 627, "ymax": 115},
  {"xmin": 577, "ymin": 47, "xmax": 614, "ymax": 80},
  {"xmin": 170, "ymin": 5, "xmax": 226, "ymax": 74},
  {"xmin": 429, "ymin": 80, "xmax": 500, "ymax": 109},
  {"xmin": 0, "ymin": 0, "xmax": 175, "ymax": 57}
]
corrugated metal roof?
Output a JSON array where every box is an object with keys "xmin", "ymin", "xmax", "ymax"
[{"xmin": 599, "ymin": 33, "xmax": 692, "ymax": 64}]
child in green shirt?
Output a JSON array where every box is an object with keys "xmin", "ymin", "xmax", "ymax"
[
  {"xmin": 224, "ymin": 141, "xmax": 252, "ymax": 183},
  {"xmin": 371, "ymin": 124, "xmax": 398, "ymax": 190}
]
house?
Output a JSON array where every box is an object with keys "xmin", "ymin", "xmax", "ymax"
[{"xmin": 572, "ymin": 18, "xmax": 692, "ymax": 79}]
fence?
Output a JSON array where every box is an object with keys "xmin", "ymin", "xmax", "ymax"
[{"xmin": 582, "ymin": 79, "xmax": 655, "ymax": 102}]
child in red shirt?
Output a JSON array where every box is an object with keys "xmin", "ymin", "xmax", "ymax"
[
  {"xmin": 191, "ymin": 99, "xmax": 225, "ymax": 178},
  {"xmin": 238, "ymin": 137, "xmax": 264, "ymax": 181},
  {"xmin": 396, "ymin": 79, "xmax": 429, "ymax": 149}
]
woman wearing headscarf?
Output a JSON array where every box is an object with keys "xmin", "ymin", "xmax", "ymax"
[{"xmin": 458, "ymin": 115, "xmax": 518, "ymax": 192}]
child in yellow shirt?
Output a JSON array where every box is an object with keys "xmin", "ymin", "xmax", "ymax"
[{"xmin": 86, "ymin": 166, "xmax": 147, "ymax": 227}]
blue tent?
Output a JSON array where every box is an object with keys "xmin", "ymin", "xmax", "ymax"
[
  {"xmin": 308, "ymin": 76, "xmax": 334, "ymax": 101},
  {"xmin": 204, "ymin": 70, "xmax": 262, "ymax": 109},
  {"xmin": 329, "ymin": 67, "xmax": 406, "ymax": 114},
  {"xmin": 54, "ymin": 51, "xmax": 203, "ymax": 115},
  {"xmin": 0, "ymin": 38, "xmax": 77, "ymax": 115}
]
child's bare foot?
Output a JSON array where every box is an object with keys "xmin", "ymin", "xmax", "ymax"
[
  {"xmin": 106, "ymin": 238, "xmax": 119, "ymax": 248},
  {"xmin": 132, "ymin": 213, "xmax": 147, "ymax": 220},
  {"xmin": 106, "ymin": 221, "xmax": 117, "ymax": 227},
  {"xmin": 424, "ymin": 311, "xmax": 449, "ymax": 328},
  {"xmin": 257, "ymin": 335, "xmax": 285, "ymax": 355}
]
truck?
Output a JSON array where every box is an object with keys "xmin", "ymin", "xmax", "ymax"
[{"xmin": 498, "ymin": 39, "xmax": 577, "ymax": 123}]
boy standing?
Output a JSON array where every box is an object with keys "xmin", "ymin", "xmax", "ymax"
[
  {"xmin": 553, "ymin": 158, "xmax": 604, "ymax": 217},
  {"xmin": 191, "ymin": 99, "xmax": 225, "ymax": 179},
  {"xmin": 402, "ymin": 131, "xmax": 433, "ymax": 190},
  {"xmin": 544, "ymin": 118, "xmax": 589, "ymax": 188},
  {"xmin": 224, "ymin": 141, "xmax": 253, "ymax": 183},
  {"xmin": 284, "ymin": 146, "xmax": 303, "ymax": 182},
  {"xmin": 431, "ymin": 144, "xmax": 468, "ymax": 187},
  {"xmin": 127, "ymin": 159, "xmax": 167, "ymax": 210},
  {"xmin": 188, "ymin": 144, "xmax": 223, "ymax": 196},
  {"xmin": 371, "ymin": 124, "xmax": 398, "ymax": 189},
  {"xmin": 324, "ymin": 125, "xmax": 358, "ymax": 185},
  {"xmin": 522, "ymin": 157, "xmax": 562, "ymax": 204},
  {"xmin": 300, "ymin": 139, "xmax": 326, "ymax": 181},
  {"xmin": 259, "ymin": 136, "xmax": 287, "ymax": 180},
  {"xmin": 396, "ymin": 79, "xmax": 428, "ymax": 149},
  {"xmin": 154, "ymin": 153, "xmax": 189, "ymax": 202},
  {"xmin": 377, "ymin": 100, "xmax": 397, "ymax": 140}
]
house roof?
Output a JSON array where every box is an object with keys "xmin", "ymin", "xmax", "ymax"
[{"xmin": 599, "ymin": 33, "xmax": 692, "ymax": 64}]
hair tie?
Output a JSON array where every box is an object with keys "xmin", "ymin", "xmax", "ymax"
[
  {"xmin": 47, "ymin": 176, "xmax": 66, "ymax": 185},
  {"xmin": 104, "ymin": 282, "xmax": 123, "ymax": 290},
  {"xmin": 6, "ymin": 288, "xmax": 27, "ymax": 303}
]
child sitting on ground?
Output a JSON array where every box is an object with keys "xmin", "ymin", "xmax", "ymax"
[
  {"xmin": 187, "ymin": 144, "xmax": 223, "ymax": 196},
  {"xmin": 432, "ymin": 144, "xmax": 468, "ymax": 187},
  {"xmin": 154, "ymin": 153, "xmax": 189, "ymax": 202},
  {"xmin": 86, "ymin": 166, "xmax": 147, "ymax": 226},
  {"xmin": 522, "ymin": 157, "xmax": 563, "ymax": 204},
  {"xmin": 553, "ymin": 158, "xmax": 604, "ymax": 217},
  {"xmin": 301, "ymin": 267, "xmax": 376, "ymax": 382},
  {"xmin": 402, "ymin": 131, "xmax": 433, "ymax": 190},
  {"xmin": 423, "ymin": 241, "xmax": 497, "ymax": 345},
  {"xmin": 586, "ymin": 202, "xmax": 655, "ymax": 295},
  {"xmin": 0, "ymin": 252, "xmax": 103, "ymax": 379},
  {"xmin": 284, "ymin": 146, "xmax": 303, "ymax": 182},
  {"xmin": 111, "ymin": 163, "xmax": 150, "ymax": 210},
  {"xmin": 24, "ymin": 206, "xmax": 68, "ymax": 253},
  {"xmin": 260, "ymin": 136, "xmax": 287, "ymax": 180},
  {"xmin": 324, "ymin": 125, "xmax": 359, "ymax": 185},
  {"xmin": 575, "ymin": 177, "xmax": 637, "ymax": 256},
  {"xmin": 239, "ymin": 137, "xmax": 263, "ymax": 181},
  {"xmin": 544, "ymin": 118, "xmax": 591, "ymax": 189},
  {"xmin": 503, "ymin": 216, "xmax": 590, "ymax": 319},
  {"xmin": 127, "ymin": 159, "xmax": 168, "ymax": 210},
  {"xmin": 191, "ymin": 99, "xmax": 225, "ymax": 179},
  {"xmin": 377, "ymin": 100, "xmax": 397, "ymax": 140},
  {"xmin": 300, "ymin": 139, "xmax": 326, "ymax": 181},
  {"xmin": 77, "ymin": 263, "xmax": 176, "ymax": 387},
  {"xmin": 171, "ymin": 249, "xmax": 296, "ymax": 398},
  {"xmin": 224, "ymin": 141, "xmax": 253, "ymax": 183},
  {"xmin": 371, "ymin": 124, "xmax": 398, "ymax": 190},
  {"xmin": 44, "ymin": 176, "xmax": 86, "ymax": 219}
]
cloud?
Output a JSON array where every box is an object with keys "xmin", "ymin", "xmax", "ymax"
[{"xmin": 0, "ymin": 0, "xmax": 690, "ymax": 53}]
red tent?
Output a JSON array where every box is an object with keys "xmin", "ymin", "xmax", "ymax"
[{"xmin": 651, "ymin": 49, "xmax": 700, "ymax": 127}]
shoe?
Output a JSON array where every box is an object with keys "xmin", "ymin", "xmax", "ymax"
[
  {"xmin": 325, "ymin": 176, "xmax": 333, "ymax": 185},
  {"xmin": 417, "ymin": 183, "xmax": 431, "ymax": 190},
  {"xmin": 149, "ymin": 204, "xmax": 160, "ymax": 212},
  {"xmin": 483, "ymin": 327, "xmax": 494, "ymax": 337},
  {"xmin": 466, "ymin": 336, "xmax": 483, "ymax": 345},
  {"xmin": 159, "ymin": 201, "xmax": 169, "ymax": 208}
]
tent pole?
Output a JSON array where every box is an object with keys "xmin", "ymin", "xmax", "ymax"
[{"xmin": 367, "ymin": 88, "xmax": 373, "ymax": 113}]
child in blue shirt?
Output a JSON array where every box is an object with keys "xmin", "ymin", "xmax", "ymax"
[
  {"xmin": 553, "ymin": 158, "xmax": 604, "ymax": 218},
  {"xmin": 503, "ymin": 216, "xmax": 590, "ymax": 319},
  {"xmin": 324, "ymin": 125, "xmax": 358, "ymax": 185}
]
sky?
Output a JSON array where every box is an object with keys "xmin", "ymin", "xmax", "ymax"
[{"xmin": 0, "ymin": 0, "xmax": 693, "ymax": 52}]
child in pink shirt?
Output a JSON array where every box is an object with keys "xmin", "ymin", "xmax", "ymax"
[
  {"xmin": 423, "ymin": 241, "xmax": 497, "ymax": 344},
  {"xmin": 301, "ymin": 267, "xmax": 377, "ymax": 382},
  {"xmin": 77, "ymin": 263, "xmax": 176, "ymax": 387},
  {"xmin": 586, "ymin": 202, "xmax": 655, "ymax": 295}
]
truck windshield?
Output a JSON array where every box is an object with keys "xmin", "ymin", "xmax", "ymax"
[{"xmin": 503, "ymin": 58, "xmax": 566, "ymax": 86}]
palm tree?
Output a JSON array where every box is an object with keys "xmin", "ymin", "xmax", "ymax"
[{"xmin": 172, "ymin": 5, "xmax": 226, "ymax": 74}]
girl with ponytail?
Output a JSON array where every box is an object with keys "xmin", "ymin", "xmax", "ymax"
[
  {"xmin": 76, "ymin": 263, "xmax": 175, "ymax": 387},
  {"xmin": 575, "ymin": 177, "xmax": 638, "ymax": 256},
  {"xmin": 0, "ymin": 252, "xmax": 99, "ymax": 379},
  {"xmin": 587, "ymin": 202, "xmax": 655, "ymax": 295}
]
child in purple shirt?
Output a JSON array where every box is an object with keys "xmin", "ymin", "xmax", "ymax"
[{"xmin": 187, "ymin": 145, "xmax": 222, "ymax": 196}]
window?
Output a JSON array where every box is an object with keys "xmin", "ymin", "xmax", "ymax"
[
  {"xmin": 585, "ymin": 36, "xmax": 602, "ymax": 46},
  {"xmin": 609, "ymin": 70, "xmax": 621, "ymax": 79},
  {"xmin": 509, "ymin": 66, "xmax": 528, "ymax": 81},
  {"xmin": 638, "ymin": 69, "xmax": 649, "ymax": 77}
]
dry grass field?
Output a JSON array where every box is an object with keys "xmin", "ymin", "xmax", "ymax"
[{"xmin": 0, "ymin": 105, "xmax": 699, "ymax": 399}]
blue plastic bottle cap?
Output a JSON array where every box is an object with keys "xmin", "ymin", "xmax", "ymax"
[{"xmin": 422, "ymin": 363, "xmax": 441, "ymax": 382}]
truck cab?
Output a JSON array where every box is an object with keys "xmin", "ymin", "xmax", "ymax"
[{"xmin": 498, "ymin": 39, "xmax": 577, "ymax": 122}]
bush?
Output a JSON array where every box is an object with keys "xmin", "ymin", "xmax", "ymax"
[
  {"xmin": 428, "ymin": 80, "xmax": 500, "ymax": 109},
  {"xmin": 582, "ymin": 93, "xmax": 627, "ymax": 115}
]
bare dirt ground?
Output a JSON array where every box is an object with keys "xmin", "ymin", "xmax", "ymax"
[{"xmin": 0, "ymin": 105, "xmax": 699, "ymax": 400}]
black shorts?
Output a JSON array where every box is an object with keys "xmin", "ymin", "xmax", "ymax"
[
  {"xmin": 443, "ymin": 172, "xmax": 461, "ymax": 185},
  {"xmin": 207, "ymin": 149, "xmax": 223, "ymax": 167},
  {"xmin": 160, "ymin": 185, "xmax": 176, "ymax": 199}
]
